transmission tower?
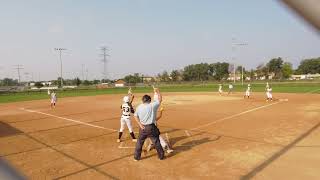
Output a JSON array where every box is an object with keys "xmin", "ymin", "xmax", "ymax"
[
  {"xmin": 13, "ymin": 65, "xmax": 24, "ymax": 83},
  {"xmin": 100, "ymin": 46, "xmax": 110, "ymax": 81}
]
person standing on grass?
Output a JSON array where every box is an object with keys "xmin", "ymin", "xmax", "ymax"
[
  {"xmin": 228, "ymin": 83, "xmax": 234, "ymax": 95},
  {"xmin": 244, "ymin": 84, "xmax": 251, "ymax": 99},
  {"xmin": 218, "ymin": 84, "xmax": 223, "ymax": 96},
  {"xmin": 133, "ymin": 91, "xmax": 164, "ymax": 161}
]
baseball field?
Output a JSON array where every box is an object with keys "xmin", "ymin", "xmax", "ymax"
[{"xmin": 0, "ymin": 84, "xmax": 320, "ymax": 179}]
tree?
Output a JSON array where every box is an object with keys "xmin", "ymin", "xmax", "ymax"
[
  {"xmin": 182, "ymin": 63, "xmax": 211, "ymax": 81},
  {"xmin": 296, "ymin": 58, "xmax": 320, "ymax": 74},
  {"xmin": 255, "ymin": 64, "xmax": 266, "ymax": 78},
  {"xmin": 160, "ymin": 71, "xmax": 170, "ymax": 82},
  {"xmin": 93, "ymin": 79, "xmax": 100, "ymax": 84},
  {"xmin": 249, "ymin": 69, "xmax": 255, "ymax": 80},
  {"xmin": 236, "ymin": 66, "xmax": 245, "ymax": 73},
  {"xmin": 56, "ymin": 77, "xmax": 65, "ymax": 88},
  {"xmin": 73, "ymin": 77, "xmax": 81, "ymax": 86},
  {"xmin": 210, "ymin": 62, "xmax": 229, "ymax": 81},
  {"xmin": 124, "ymin": 73, "xmax": 142, "ymax": 84},
  {"xmin": 34, "ymin": 82, "xmax": 43, "ymax": 88},
  {"xmin": 83, "ymin": 80, "xmax": 91, "ymax": 86},
  {"xmin": 266, "ymin": 57, "xmax": 284, "ymax": 79},
  {"xmin": 282, "ymin": 62, "xmax": 293, "ymax": 79},
  {"xmin": 170, "ymin": 70, "xmax": 180, "ymax": 81},
  {"xmin": 0, "ymin": 78, "xmax": 19, "ymax": 86}
]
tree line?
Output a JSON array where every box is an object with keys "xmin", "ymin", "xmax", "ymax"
[
  {"xmin": 124, "ymin": 57, "xmax": 320, "ymax": 83},
  {"xmin": 0, "ymin": 77, "xmax": 109, "ymax": 87},
  {"xmin": 1, "ymin": 57, "xmax": 319, "ymax": 86}
]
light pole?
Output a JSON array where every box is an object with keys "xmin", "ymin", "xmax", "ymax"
[
  {"xmin": 241, "ymin": 66, "xmax": 244, "ymax": 85},
  {"xmin": 231, "ymin": 38, "xmax": 248, "ymax": 84},
  {"xmin": 54, "ymin": 48, "xmax": 67, "ymax": 88}
]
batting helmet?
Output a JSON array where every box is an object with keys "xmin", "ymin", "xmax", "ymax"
[{"xmin": 123, "ymin": 96, "xmax": 130, "ymax": 103}]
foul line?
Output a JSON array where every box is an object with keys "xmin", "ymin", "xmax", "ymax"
[
  {"xmin": 20, "ymin": 108, "xmax": 117, "ymax": 132},
  {"xmin": 118, "ymin": 142, "xmax": 135, "ymax": 149},
  {"xmin": 191, "ymin": 101, "xmax": 282, "ymax": 131}
]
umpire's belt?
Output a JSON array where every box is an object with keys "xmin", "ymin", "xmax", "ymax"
[{"xmin": 143, "ymin": 123, "xmax": 155, "ymax": 126}]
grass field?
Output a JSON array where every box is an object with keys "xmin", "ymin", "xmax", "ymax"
[{"xmin": 0, "ymin": 82, "xmax": 319, "ymax": 103}]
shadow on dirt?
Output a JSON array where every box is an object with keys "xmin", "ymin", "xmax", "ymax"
[
  {"xmin": 143, "ymin": 129, "xmax": 221, "ymax": 159},
  {"xmin": 0, "ymin": 122, "xmax": 22, "ymax": 137},
  {"xmin": 167, "ymin": 132, "xmax": 221, "ymax": 158}
]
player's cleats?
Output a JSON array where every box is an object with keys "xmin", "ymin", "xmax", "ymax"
[
  {"xmin": 117, "ymin": 139, "xmax": 121, "ymax": 143},
  {"xmin": 132, "ymin": 139, "xmax": 137, "ymax": 142},
  {"xmin": 166, "ymin": 149, "xmax": 174, "ymax": 154}
]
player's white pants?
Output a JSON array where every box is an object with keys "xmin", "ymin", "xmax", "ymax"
[
  {"xmin": 219, "ymin": 89, "xmax": 223, "ymax": 93},
  {"xmin": 148, "ymin": 135, "xmax": 168, "ymax": 148},
  {"xmin": 119, "ymin": 116, "xmax": 133, "ymax": 133},
  {"xmin": 245, "ymin": 91, "xmax": 250, "ymax": 97},
  {"xmin": 159, "ymin": 135, "xmax": 168, "ymax": 148},
  {"xmin": 266, "ymin": 92, "xmax": 272, "ymax": 99},
  {"xmin": 51, "ymin": 99, "xmax": 56, "ymax": 104}
]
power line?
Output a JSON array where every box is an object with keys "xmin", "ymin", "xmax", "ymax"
[
  {"xmin": 13, "ymin": 65, "xmax": 24, "ymax": 83},
  {"xmin": 100, "ymin": 46, "xmax": 110, "ymax": 81},
  {"xmin": 86, "ymin": 68, "xmax": 88, "ymax": 81}
]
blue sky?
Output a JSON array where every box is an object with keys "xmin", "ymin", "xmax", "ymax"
[{"xmin": 0, "ymin": 0, "xmax": 319, "ymax": 81}]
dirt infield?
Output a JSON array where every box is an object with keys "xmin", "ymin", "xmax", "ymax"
[{"xmin": 0, "ymin": 92, "xmax": 319, "ymax": 179}]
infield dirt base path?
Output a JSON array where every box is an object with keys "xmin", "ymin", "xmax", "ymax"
[{"xmin": 0, "ymin": 92, "xmax": 319, "ymax": 179}]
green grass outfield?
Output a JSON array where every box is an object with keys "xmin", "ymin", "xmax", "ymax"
[{"xmin": 0, "ymin": 82, "xmax": 319, "ymax": 104}]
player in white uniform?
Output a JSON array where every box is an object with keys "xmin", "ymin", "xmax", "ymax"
[
  {"xmin": 117, "ymin": 92, "xmax": 137, "ymax": 142},
  {"xmin": 244, "ymin": 84, "xmax": 251, "ymax": 98},
  {"xmin": 50, "ymin": 91, "xmax": 57, "ymax": 108},
  {"xmin": 266, "ymin": 82, "xmax": 270, "ymax": 89},
  {"xmin": 266, "ymin": 87, "xmax": 273, "ymax": 101},
  {"xmin": 218, "ymin": 84, "xmax": 223, "ymax": 96},
  {"xmin": 228, "ymin": 84, "xmax": 233, "ymax": 95},
  {"xmin": 147, "ymin": 86, "xmax": 174, "ymax": 154}
]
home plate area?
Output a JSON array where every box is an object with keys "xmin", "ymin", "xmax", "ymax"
[{"xmin": 118, "ymin": 127, "xmax": 220, "ymax": 152}]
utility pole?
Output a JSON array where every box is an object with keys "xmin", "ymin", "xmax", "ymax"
[
  {"xmin": 13, "ymin": 65, "xmax": 24, "ymax": 84},
  {"xmin": 81, "ymin": 64, "xmax": 85, "ymax": 81},
  {"xmin": 241, "ymin": 66, "xmax": 244, "ymax": 85},
  {"xmin": 54, "ymin": 48, "xmax": 67, "ymax": 88},
  {"xmin": 31, "ymin": 72, "xmax": 34, "ymax": 82},
  {"xmin": 86, "ymin": 68, "xmax": 88, "ymax": 81},
  {"xmin": 100, "ymin": 46, "xmax": 109, "ymax": 82}
]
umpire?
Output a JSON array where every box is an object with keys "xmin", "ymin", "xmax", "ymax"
[{"xmin": 133, "ymin": 91, "xmax": 164, "ymax": 160}]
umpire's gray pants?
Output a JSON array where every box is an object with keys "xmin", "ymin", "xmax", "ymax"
[{"xmin": 134, "ymin": 124, "xmax": 164, "ymax": 160}]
